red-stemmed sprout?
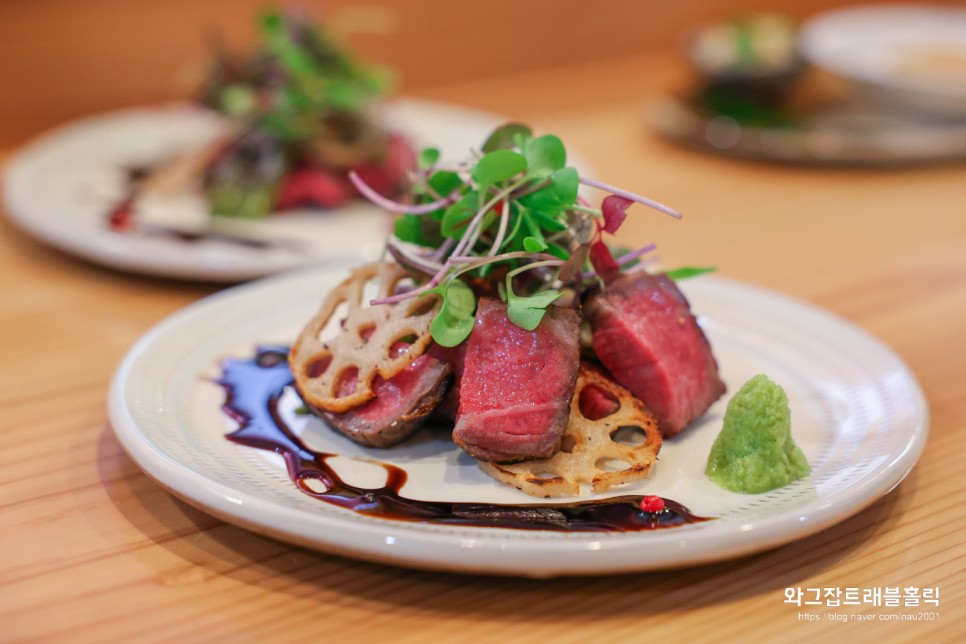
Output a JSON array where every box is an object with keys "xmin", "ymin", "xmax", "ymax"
[
  {"xmin": 348, "ymin": 171, "xmax": 461, "ymax": 214},
  {"xmin": 353, "ymin": 123, "xmax": 686, "ymax": 346}
]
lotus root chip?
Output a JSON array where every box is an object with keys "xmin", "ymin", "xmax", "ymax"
[
  {"xmin": 478, "ymin": 365, "xmax": 663, "ymax": 497},
  {"xmin": 290, "ymin": 261, "xmax": 441, "ymax": 413}
]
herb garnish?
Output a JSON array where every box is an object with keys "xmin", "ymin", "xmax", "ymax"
[
  {"xmin": 199, "ymin": 11, "xmax": 394, "ymax": 219},
  {"xmin": 352, "ymin": 123, "xmax": 707, "ymax": 347},
  {"xmin": 204, "ymin": 11, "xmax": 390, "ymax": 141}
]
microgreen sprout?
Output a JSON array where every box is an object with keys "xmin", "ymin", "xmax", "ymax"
[
  {"xmin": 206, "ymin": 11, "xmax": 391, "ymax": 142},
  {"xmin": 355, "ymin": 123, "xmax": 693, "ymax": 346},
  {"xmin": 198, "ymin": 11, "xmax": 396, "ymax": 219}
]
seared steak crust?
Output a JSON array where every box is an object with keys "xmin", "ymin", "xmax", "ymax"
[
  {"xmin": 316, "ymin": 352, "xmax": 451, "ymax": 447},
  {"xmin": 426, "ymin": 341, "xmax": 467, "ymax": 424}
]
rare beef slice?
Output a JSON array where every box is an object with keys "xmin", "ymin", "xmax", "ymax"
[
  {"xmin": 584, "ymin": 271, "xmax": 725, "ymax": 437},
  {"xmin": 453, "ymin": 298, "xmax": 581, "ymax": 462},
  {"xmin": 318, "ymin": 347, "xmax": 451, "ymax": 447}
]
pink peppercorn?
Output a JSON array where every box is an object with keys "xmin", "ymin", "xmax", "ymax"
[{"xmin": 639, "ymin": 495, "xmax": 665, "ymax": 513}]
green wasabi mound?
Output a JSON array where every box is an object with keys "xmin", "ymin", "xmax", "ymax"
[{"xmin": 705, "ymin": 374, "xmax": 810, "ymax": 493}]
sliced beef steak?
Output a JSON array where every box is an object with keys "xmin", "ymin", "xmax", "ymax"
[
  {"xmin": 426, "ymin": 341, "xmax": 467, "ymax": 424},
  {"xmin": 453, "ymin": 298, "xmax": 581, "ymax": 462},
  {"xmin": 315, "ymin": 345, "xmax": 451, "ymax": 447},
  {"xmin": 584, "ymin": 272, "xmax": 725, "ymax": 437}
]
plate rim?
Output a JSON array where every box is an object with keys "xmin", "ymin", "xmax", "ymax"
[
  {"xmin": 1, "ymin": 103, "xmax": 246, "ymax": 280},
  {"xmin": 107, "ymin": 267, "xmax": 929, "ymax": 577}
]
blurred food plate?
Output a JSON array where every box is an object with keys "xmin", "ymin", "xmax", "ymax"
[
  {"xmin": 653, "ymin": 99, "xmax": 966, "ymax": 165},
  {"xmin": 2, "ymin": 99, "xmax": 515, "ymax": 282},
  {"xmin": 799, "ymin": 4, "xmax": 966, "ymax": 118}
]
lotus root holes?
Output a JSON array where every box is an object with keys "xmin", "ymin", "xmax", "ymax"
[
  {"xmin": 610, "ymin": 425, "xmax": 648, "ymax": 447},
  {"xmin": 304, "ymin": 354, "xmax": 332, "ymax": 379},
  {"xmin": 317, "ymin": 300, "xmax": 349, "ymax": 343},
  {"xmin": 357, "ymin": 324, "xmax": 376, "ymax": 344},
  {"xmin": 595, "ymin": 456, "xmax": 633, "ymax": 472},
  {"xmin": 334, "ymin": 366, "xmax": 360, "ymax": 397},
  {"xmin": 392, "ymin": 276, "xmax": 418, "ymax": 297},
  {"xmin": 578, "ymin": 384, "xmax": 621, "ymax": 420}
]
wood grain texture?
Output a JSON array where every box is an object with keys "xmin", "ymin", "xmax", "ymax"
[{"xmin": 2, "ymin": 39, "xmax": 965, "ymax": 644}]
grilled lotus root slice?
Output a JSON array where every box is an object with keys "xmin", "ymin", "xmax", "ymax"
[
  {"xmin": 479, "ymin": 365, "xmax": 663, "ymax": 498},
  {"xmin": 290, "ymin": 261, "xmax": 441, "ymax": 413}
]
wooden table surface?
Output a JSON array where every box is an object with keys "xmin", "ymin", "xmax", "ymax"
[{"xmin": 2, "ymin": 50, "xmax": 964, "ymax": 642}]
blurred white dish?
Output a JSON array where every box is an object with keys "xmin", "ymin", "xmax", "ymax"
[
  {"xmin": 653, "ymin": 98, "xmax": 966, "ymax": 165},
  {"xmin": 2, "ymin": 99, "xmax": 512, "ymax": 282},
  {"xmin": 800, "ymin": 5, "xmax": 966, "ymax": 118}
]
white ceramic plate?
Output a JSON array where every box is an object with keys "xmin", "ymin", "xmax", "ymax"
[
  {"xmin": 800, "ymin": 5, "xmax": 966, "ymax": 118},
  {"xmin": 108, "ymin": 266, "xmax": 927, "ymax": 577},
  {"xmin": 2, "ymin": 99, "xmax": 513, "ymax": 282}
]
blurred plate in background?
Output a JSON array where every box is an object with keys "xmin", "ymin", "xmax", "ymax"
[
  {"xmin": 799, "ymin": 4, "xmax": 966, "ymax": 119},
  {"xmin": 657, "ymin": 5, "xmax": 966, "ymax": 165},
  {"xmin": 2, "ymin": 99, "xmax": 509, "ymax": 282},
  {"xmin": 653, "ymin": 98, "xmax": 966, "ymax": 165}
]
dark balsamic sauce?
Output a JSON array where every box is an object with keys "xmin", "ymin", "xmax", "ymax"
[{"xmin": 217, "ymin": 346, "xmax": 712, "ymax": 532}]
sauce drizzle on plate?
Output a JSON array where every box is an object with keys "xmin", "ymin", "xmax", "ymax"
[{"xmin": 216, "ymin": 346, "xmax": 712, "ymax": 532}]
